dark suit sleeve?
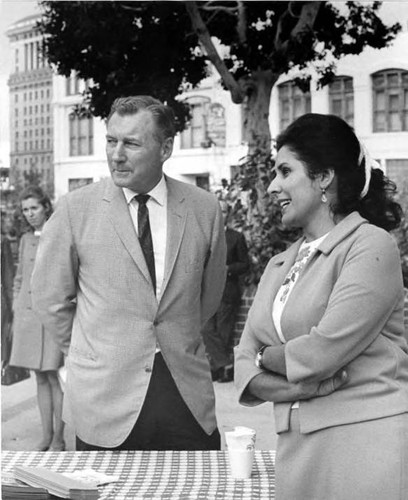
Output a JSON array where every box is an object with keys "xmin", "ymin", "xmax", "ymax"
[
  {"xmin": 227, "ymin": 231, "xmax": 250, "ymax": 277},
  {"xmin": 31, "ymin": 196, "xmax": 78, "ymax": 355},
  {"xmin": 200, "ymin": 200, "xmax": 227, "ymax": 326}
]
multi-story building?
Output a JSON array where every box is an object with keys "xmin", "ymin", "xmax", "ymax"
[
  {"xmin": 7, "ymin": 14, "xmax": 54, "ymax": 195},
  {"xmin": 270, "ymin": 25, "xmax": 408, "ymax": 190}
]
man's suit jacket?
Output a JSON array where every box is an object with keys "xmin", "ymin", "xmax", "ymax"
[
  {"xmin": 32, "ymin": 176, "xmax": 227, "ymax": 447},
  {"xmin": 235, "ymin": 212, "xmax": 408, "ymax": 434}
]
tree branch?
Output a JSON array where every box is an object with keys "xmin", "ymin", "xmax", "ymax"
[
  {"xmin": 201, "ymin": 5, "xmax": 238, "ymax": 16},
  {"xmin": 274, "ymin": 1, "xmax": 322, "ymax": 55},
  {"xmin": 290, "ymin": 1, "xmax": 321, "ymax": 38},
  {"xmin": 237, "ymin": 1, "xmax": 247, "ymax": 46},
  {"xmin": 184, "ymin": 1, "xmax": 244, "ymax": 104}
]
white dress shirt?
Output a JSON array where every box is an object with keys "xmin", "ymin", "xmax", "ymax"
[{"xmin": 123, "ymin": 176, "xmax": 168, "ymax": 302}]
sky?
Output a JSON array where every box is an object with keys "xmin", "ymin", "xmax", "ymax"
[{"xmin": 0, "ymin": 0, "xmax": 407, "ymax": 169}]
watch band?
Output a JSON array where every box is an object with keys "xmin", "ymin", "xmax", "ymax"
[{"xmin": 255, "ymin": 345, "xmax": 268, "ymax": 370}]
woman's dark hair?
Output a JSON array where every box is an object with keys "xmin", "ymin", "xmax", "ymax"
[
  {"xmin": 19, "ymin": 185, "xmax": 53, "ymax": 230},
  {"xmin": 276, "ymin": 113, "xmax": 402, "ymax": 231}
]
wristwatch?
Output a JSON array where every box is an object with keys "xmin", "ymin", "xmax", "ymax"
[{"xmin": 255, "ymin": 345, "xmax": 268, "ymax": 370}]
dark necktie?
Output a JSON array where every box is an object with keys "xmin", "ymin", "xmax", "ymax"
[{"xmin": 135, "ymin": 194, "xmax": 156, "ymax": 293}]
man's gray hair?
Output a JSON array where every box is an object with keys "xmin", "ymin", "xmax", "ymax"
[{"xmin": 108, "ymin": 95, "xmax": 176, "ymax": 142}]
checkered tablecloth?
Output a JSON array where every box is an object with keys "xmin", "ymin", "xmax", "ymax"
[{"xmin": 2, "ymin": 450, "xmax": 276, "ymax": 499}]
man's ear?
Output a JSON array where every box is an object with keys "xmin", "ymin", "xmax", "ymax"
[
  {"xmin": 319, "ymin": 168, "xmax": 336, "ymax": 191},
  {"xmin": 161, "ymin": 137, "xmax": 174, "ymax": 162}
]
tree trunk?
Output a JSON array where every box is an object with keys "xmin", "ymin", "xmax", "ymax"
[
  {"xmin": 240, "ymin": 70, "xmax": 279, "ymax": 215},
  {"xmin": 243, "ymin": 70, "xmax": 278, "ymax": 156}
]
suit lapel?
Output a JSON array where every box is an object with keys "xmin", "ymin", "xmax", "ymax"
[
  {"xmin": 103, "ymin": 180, "xmax": 152, "ymax": 286},
  {"xmin": 161, "ymin": 178, "xmax": 187, "ymax": 298}
]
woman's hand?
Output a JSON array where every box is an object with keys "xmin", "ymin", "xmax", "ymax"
[
  {"xmin": 296, "ymin": 369, "xmax": 348, "ymax": 400},
  {"xmin": 246, "ymin": 369, "xmax": 347, "ymax": 403}
]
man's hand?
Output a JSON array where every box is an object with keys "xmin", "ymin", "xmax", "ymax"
[{"xmin": 297, "ymin": 369, "xmax": 348, "ymax": 400}]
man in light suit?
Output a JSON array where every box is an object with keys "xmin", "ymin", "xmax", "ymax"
[{"xmin": 31, "ymin": 96, "xmax": 227, "ymax": 451}]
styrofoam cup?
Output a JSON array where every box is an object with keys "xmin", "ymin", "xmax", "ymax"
[
  {"xmin": 228, "ymin": 448, "xmax": 254, "ymax": 479},
  {"xmin": 225, "ymin": 426, "xmax": 256, "ymax": 479}
]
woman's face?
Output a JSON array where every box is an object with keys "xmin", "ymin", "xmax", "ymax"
[
  {"xmin": 268, "ymin": 145, "xmax": 323, "ymax": 232},
  {"xmin": 21, "ymin": 197, "xmax": 47, "ymax": 230}
]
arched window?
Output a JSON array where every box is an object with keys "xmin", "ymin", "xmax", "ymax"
[
  {"xmin": 180, "ymin": 96, "xmax": 210, "ymax": 149},
  {"xmin": 278, "ymin": 81, "xmax": 311, "ymax": 131},
  {"xmin": 329, "ymin": 76, "xmax": 354, "ymax": 126},
  {"xmin": 372, "ymin": 69, "xmax": 408, "ymax": 132}
]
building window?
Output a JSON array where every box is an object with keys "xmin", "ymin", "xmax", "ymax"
[
  {"xmin": 15, "ymin": 48, "xmax": 19, "ymax": 73},
  {"xmin": 372, "ymin": 69, "xmax": 408, "ymax": 132},
  {"xmin": 196, "ymin": 175, "xmax": 210, "ymax": 191},
  {"xmin": 329, "ymin": 76, "xmax": 354, "ymax": 126},
  {"xmin": 278, "ymin": 81, "xmax": 311, "ymax": 131},
  {"xmin": 66, "ymin": 74, "xmax": 80, "ymax": 96},
  {"xmin": 180, "ymin": 96, "xmax": 211, "ymax": 149},
  {"xmin": 69, "ymin": 113, "xmax": 94, "ymax": 156}
]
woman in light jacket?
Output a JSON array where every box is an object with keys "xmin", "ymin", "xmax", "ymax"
[
  {"xmin": 9, "ymin": 186, "xmax": 65, "ymax": 451},
  {"xmin": 235, "ymin": 113, "xmax": 408, "ymax": 500}
]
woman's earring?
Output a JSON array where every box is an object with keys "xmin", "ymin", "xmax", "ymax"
[{"xmin": 321, "ymin": 188, "xmax": 328, "ymax": 203}]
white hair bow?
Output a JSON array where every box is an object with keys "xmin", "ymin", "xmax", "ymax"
[{"xmin": 358, "ymin": 142, "xmax": 381, "ymax": 199}]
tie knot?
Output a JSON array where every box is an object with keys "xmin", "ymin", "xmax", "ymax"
[{"xmin": 135, "ymin": 194, "xmax": 150, "ymax": 206}]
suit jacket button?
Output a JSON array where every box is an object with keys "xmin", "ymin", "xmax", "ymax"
[{"xmin": 145, "ymin": 366, "xmax": 152, "ymax": 373}]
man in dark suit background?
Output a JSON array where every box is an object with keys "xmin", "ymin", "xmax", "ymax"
[{"xmin": 203, "ymin": 200, "xmax": 249, "ymax": 382}]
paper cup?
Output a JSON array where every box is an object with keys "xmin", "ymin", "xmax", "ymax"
[
  {"xmin": 228, "ymin": 448, "xmax": 254, "ymax": 479},
  {"xmin": 225, "ymin": 426, "xmax": 256, "ymax": 479}
]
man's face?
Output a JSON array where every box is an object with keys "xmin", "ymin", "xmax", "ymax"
[{"xmin": 106, "ymin": 110, "xmax": 173, "ymax": 193}]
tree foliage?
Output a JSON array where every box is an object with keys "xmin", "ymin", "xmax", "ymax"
[
  {"xmin": 40, "ymin": 1, "xmax": 208, "ymax": 131},
  {"xmin": 38, "ymin": 1, "xmax": 402, "ymax": 284},
  {"xmin": 215, "ymin": 151, "xmax": 300, "ymax": 285},
  {"xmin": 40, "ymin": 1, "xmax": 400, "ymax": 147}
]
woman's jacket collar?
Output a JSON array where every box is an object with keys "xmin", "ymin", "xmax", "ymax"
[{"xmin": 273, "ymin": 211, "xmax": 367, "ymax": 266}]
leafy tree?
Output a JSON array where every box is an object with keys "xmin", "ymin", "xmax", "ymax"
[
  {"xmin": 215, "ymin": 153, "xmax": 300, "ymax": 285},
  {"xmin": 40, "ymin": 1, "xmax": 400, "ymax": 152},
  {"xmin": 39, "ymin": 1, "xmax": 401, "ymax": 284}
]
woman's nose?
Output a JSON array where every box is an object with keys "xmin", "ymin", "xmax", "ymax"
[{"xmin": 267, "ymin": 176, "xmax": 281, "ymax": 195}]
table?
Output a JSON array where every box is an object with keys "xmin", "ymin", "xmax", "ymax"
[{"xmin": 2, "ymin": 450, "xmax": 276, "ymax": 499}]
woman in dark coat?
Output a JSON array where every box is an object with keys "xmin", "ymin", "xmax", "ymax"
[
  {"xmin": 1, "ymin": 211, "xmax": 15, "ymax": 363},
  {"xmin": 9, "ymin": 186, "xmax": 65, "ymax": 451}
]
